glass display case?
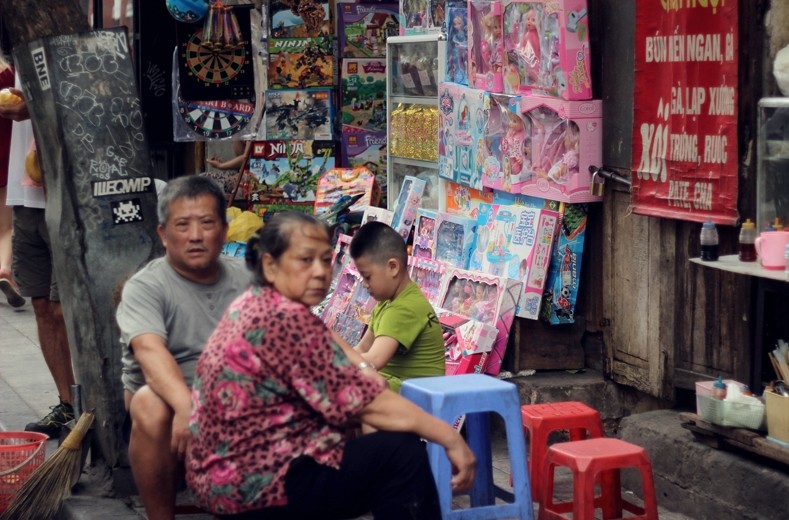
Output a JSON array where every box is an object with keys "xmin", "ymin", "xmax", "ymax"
[
  {"xmin": 757, "ymin": 97, "xmax": 789, "ymax": 230},
  {"xmin": 386, "ymin": 34, "xmax": 446, "ymax": 211}
]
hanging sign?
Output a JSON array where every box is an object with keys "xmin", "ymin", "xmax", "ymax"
[{"xmin": 631, "ymin": 0, "xmax": 738, "ymax": 224}]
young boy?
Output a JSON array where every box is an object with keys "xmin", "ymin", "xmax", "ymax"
[{"xmin": 349, "ymin": 221, "xmax": 445, "ymax": 392}]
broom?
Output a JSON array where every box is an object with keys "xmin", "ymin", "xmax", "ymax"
[{"xmin": 0, "ymin": 411, "xmax": 95, "ymax": 520}]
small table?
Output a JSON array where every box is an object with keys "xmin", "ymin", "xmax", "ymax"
[{"xmin": 691, "ymin": 255, "xmax": 788, "ymax": 390}]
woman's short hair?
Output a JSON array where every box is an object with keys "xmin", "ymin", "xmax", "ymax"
[
  {"xmin": 245, "ymin": 211, "xmax": 329, "ymax": 286},
  {"xmin": 157, "ymin": 175, "xmax": 227, "ymax": 226}
]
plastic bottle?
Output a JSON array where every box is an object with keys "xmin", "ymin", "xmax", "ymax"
[
  {"xmin": 738, "ymin": 219, "xmax": 757, "ymax": 262},
  {"xmin": 700, "ymin": 219, "xmax": 719, "ymax": 261},
  {"xmin": 711, "ymin": 376, "xmax": 727, "ymax": 400}
]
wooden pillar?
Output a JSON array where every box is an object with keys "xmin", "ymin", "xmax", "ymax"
[{"xmin": 1, "ymin": 0, "xmax": 162, "ymax": 469}]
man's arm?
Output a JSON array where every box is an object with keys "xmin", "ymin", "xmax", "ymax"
[{"xmin": 129, "ymin": 333, "xmax": 192, "ymax": 455}]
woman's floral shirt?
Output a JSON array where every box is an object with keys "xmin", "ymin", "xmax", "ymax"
[{"xmin": 186, "ymin": 285, "xmax": 386, "ymax": 514}]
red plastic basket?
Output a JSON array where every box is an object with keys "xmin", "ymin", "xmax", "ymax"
[{"xmin": 0, "ymin": 431, "xmax": 48, "ymax": 512}]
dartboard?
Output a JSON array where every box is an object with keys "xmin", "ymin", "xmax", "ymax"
[
  {"xmin": 182, "ymin": 29, "xmax": 246, "ymax": 85},
  {"xmin": 178, "ymin": 96, "xmax": 256, "ymax": 138}
]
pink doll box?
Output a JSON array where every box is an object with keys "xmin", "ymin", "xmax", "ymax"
[
  {"xmin": 481, "ymin": 93, "xmax": 534, "ymax": 194},
  {"xmin": 438, "ymin": 311, "xmax": 498, "ymax": 361},
  {"xmin": 322, "ymin": 263, "xmax": 361, "ymax": 328},
  {"xmin": 413, "ymin": 209, "xmax": 439, "ymax": 259},
  {"xmin": 438, "ymin": 83, "xmax": 488, "ymax": 190},
  {"xmin": 446, "ymin": 352, "xmax": 490, "ymax": 375},
  {"xmin": 331, "ymin": 233, "xmax": 353, "ymax": 283},
  {"xmin": 468, "ymin": 0, "xmax": 504, "ymax": 93},
  {"xmin": 502, "ymin": 0, "xmax": 592, "ymax": 100},
  {"xmin": 390, "ymin": 175, "xmax": 427, "ymax": 241},
  {"xmin": 519, "ymin": 95, "xmax": 602, "ymax": 203},
  {"xmin": 408, "ymin": 256, "xmax": 448, "ymax": 308},
  {"xmin": 434, "ymin": 212, "xmax": 477, "ymax": 269},
  {"xmin": 437, "ymin": 267, "xmax": 522, "ymax": 376}
]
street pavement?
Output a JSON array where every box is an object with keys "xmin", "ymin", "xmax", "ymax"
[{"xmin": 1, "ymin": 297, "xmax": 698, "ymax": 519}]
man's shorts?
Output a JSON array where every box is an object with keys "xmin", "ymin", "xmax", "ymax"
[{"xmin": 11, "ymin": 206, "xmax": 59, "ymax": 300}]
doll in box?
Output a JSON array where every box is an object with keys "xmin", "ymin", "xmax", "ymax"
[
  {"xmin": 447, "ymin": 10, "xmax": 469, "ymax": 84},
  {"xmin": 414, "ymin": 214, "xmax": 436, "ymax": 258},
  {"xmin": 500, "ymin": 110, "xmax": 532, "ymax": 186},
  {"xmin": 546, "ymin": 121, "xmax": 580, "ymax": 184},
  {"xmin": 480, "ymin": 11, "xmax": 504, "ymax": 74}
]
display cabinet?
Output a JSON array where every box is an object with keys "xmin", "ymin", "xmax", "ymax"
[
  {"xmin": 757, "ymin": 97, "xmax": 789, "ymax": 230},
  {"xmin": 386, "ymin": 34, "xmax": 446, "ymax": 211}
]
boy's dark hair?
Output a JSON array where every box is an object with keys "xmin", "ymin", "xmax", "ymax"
[
  {"xmin": 349, "ymin": 221, "xmax": 408, "ymax": 267},
  {"xmin": 245, "ymin": 211, "xmax": 329, "ymax": 286},
  {"xmin": 157, "ymin": 175, "xmax": 227, "ymax": 226}
]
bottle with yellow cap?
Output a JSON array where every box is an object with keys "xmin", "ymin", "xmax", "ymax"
[{"xmin": 738, "ymin": 218, "xmax": 757, "ymax": 262}]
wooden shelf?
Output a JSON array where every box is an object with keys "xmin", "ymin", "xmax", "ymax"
[{"xmin": 690, "ymin": 254, "xmax": 788, "ymax": 282}]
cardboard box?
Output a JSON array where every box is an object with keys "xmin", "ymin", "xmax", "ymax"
[{"xmin": 765, "ymin": 390, "xmax": 789, "ymax": 443}]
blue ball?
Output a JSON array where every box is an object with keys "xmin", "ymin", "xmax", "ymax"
[{"xmin": 166, "ymin": 0, "xmax": 210, "ymax": 23}]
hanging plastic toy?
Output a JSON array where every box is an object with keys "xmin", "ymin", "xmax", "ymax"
[
  {"xmin": 166, "ymin": 0, "xmax": 210, "ymax": 23},
  {"xmin": 201, "ymin": 0, "xmax": 245, "ymax": 52}
]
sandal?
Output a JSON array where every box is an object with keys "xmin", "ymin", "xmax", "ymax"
[{"xmin": 0, "ymin": 277, "xmax": 25, "ymax": 308}]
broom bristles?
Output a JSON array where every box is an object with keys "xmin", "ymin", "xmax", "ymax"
[{"xmin": 0, "ymin": 412, "xmax": 95, "ymax": 520}]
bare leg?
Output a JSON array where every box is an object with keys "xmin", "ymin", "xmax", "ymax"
[
  {"xmin": 128, "ymin": 386, "xmax": 179, "ymax": 520},
  {"xmin": 0, "ymin": 186, "xmax": 11, "ymax": 273},
  {"xmin": 31, "ymin": 297, "xmax": 74, "ymax": 404}
]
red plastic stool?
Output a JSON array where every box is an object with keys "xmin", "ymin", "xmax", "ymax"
[
  {"xmin": 520, "ymin": 401, "xmax": 604, "ymax": 502},
  {"xmin": 539, "ymin": 438, "xmax": 659, "ymax": 520}
]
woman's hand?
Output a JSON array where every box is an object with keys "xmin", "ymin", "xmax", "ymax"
[
  {"xmin": 0, "ymin": 88, "xmax": 30, "ymax": 121},
  {"xmin": 171, "ymin": 407, "xmax": 192, "ymax": 460},
  {"xmin": 445, "ymin": 433, "xmax": 476, "ymax": 494}
]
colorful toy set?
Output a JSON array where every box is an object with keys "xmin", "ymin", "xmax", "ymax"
[
  {"xmin": 264, "ymin": 88, "xmax": 335, "ymax": 140},
  {"xmin": 540, "ymin": 202, "xmax": 587, "ymax": 324},
  {"xmin": 339, "ymin": 3, "xmax": 399, "ymax": 58},
  {"xmin": 443, "ymin": 179, "xmax": 494, "ymax": 219},
  {"xmin": 408, "ymin": 256, "xmax": 446, "ymax": 307},
  {"xmin": 446, "ymin": 5, "xmax": 470, "ymax": 85},
  {"xmin": 340, "ymin": 58, "xmax": 388, "ymax": 132},
  {"xmin": 314, "ymin": 166, "xmax": 379, "ymax": 216},
  {"xmin": 390, "ymin": 175, "xmax": 427, "ymax": 241},
  {"xmin": 270, "ymin": 0, "xmax": 334, "ymax": 38},
  {"xmin": 437, "ymin": 267, "xmax": 522, "ymax": 376},
  {"xmin": 399, "ymin": 0, "xmax": 446, "ymax": 34},
  {"xmin": 342, "ymin": 129, "xmax": 388, "ymax": 203},
  {"xmin": 439, "ymin": 311, "xmax": 498, "ymax": 365},
  {"xmin": 518, "ymin": 95, "xmax": 602, "ymax": 202},
  {"xmin": 502, "ymin": 0, "xmax": 592, "ymax": 100},
  {"xmin": 468, "ymin": 0, "xmax": 504, "ymax": 93},
  {"xmin": 413, "ymin": 209, "xmax": 439, "ymax": 258},
  {"xmin": 268, "ymin": 38, "xmax": 335, "ymax": 90},
  {"xmin": 247, "ymin": 140, "xmax": 336, "ymax": 213},
  {"xmin": 437, "ymin": 83, "xmax": 489, "ymax": 190},
  {"xmin": 434, "ymin": 212, "xmax": 477, "ymax": 269}
]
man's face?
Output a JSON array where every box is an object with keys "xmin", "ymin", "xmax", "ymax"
[{"xmin": 157, "ymin": 195, "xmax": 227, "ymax": 283}]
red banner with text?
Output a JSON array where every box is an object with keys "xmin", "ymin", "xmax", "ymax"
[{"xmin": 631, "ymin": 0, "xmax": 738, "ymax": 224}]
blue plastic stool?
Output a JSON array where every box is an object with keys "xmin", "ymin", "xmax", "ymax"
[{"xmin": 401, "ymin": 374, "xmax": 534, "ymax": 519}]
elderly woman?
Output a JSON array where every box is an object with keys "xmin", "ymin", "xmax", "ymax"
[{"xmin": 186, "ymin": 211, "xmax": 475, "ymax": 519}]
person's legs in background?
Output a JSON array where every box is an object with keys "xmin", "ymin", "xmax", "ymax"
[{"xmin": 12, "ymin": 206, "xmax": 75, "ymax": 435}]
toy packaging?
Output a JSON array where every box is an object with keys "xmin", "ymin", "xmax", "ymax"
[
  {"xmin": 540, "ymin": 202, "xmax": 587, "ymax": 324},
  {"xmin": 438, "ymin": 311, "xmax": 498, "ymax": 361},
  {"xmin": 445, "ymin": 5, "xmax": 470, "ymax": 85},
  {"xmin": 443, "ymin": 180, "xmax": 494, "ymax": 219},
  {"xmin": 322, "ymin": 264, "xmax": 375, "ymax": 345},
  {"xmin": 331, "ymin": 233, "xmax": 353, "ymax": 282},
  {"xmin": 519, "ymin": 95, "xmax": 602, "ymax": 202},
  {"xmin": 390, "ymin": 104, "xmax": 440, "ymax": 161},
  {"xmin": 437, "ymin": 83, "xmax": 489, "ymax": 190},
  {"xmin": 268, "ymin": 37, "xmax": 335, "ymax": 89},
  {"xmin": 399, "ymin": 0, "xmax": 446, "ymax": 35},
  {"xmin": 408, "ymin": 256, "xmax": 447, "ymax": 307},
  {"xmin": 247, "ymin": 140, "xmax": 336, "ymax": 208},
  {"xmin": 314, "ymin": 166, "xmax": 379, "ymax": 216},
  {"xmin": 264, "ymin": 88, "xmax": 334, "ymax": 140},
  {"xmin": 389, "ymin": 40, "xmax": 441, "ymax": 97},
  {"xmin": 437, "ymin": 267, "xmax": 522, "ymax": 376},
  {"xmin": 340, "ymin": 58, "xmax": 388, "ymax": 132},
  {"xmin": 339, "ymin": 3, "xmax": 399, "ymax": 58},
  {"xmin": 362, "ymin": 206, "xmax": 394, "ymax": 226},
  {"xmin": 270, "ymin": 0, "xmax": 334, "ymax": 38},
  {"xmin": 341, "ymin": 129, "xmax": 388, "ymax": 205},
  {"xmin": 434, "ymin": 212, "xmax": 476, "ymax": 269},
  {"xmin": 468, "ymin": 0, "xmax": 504, "ymax": 93},
  {"xmin": 390, "ymin": 175, "xmax": 427, "ymax": 241},
  {"xmin": 502, "ymin": 0, "xmax": 592, "ymax": 100},
  {"xmin": 481, "ymin": 93, "xmax": 533, "ymax": 194},
  {"xmin": 469, "ymin": 203, "xmax": 559, "ymax": 319},
  {"xmin": 413, "ymin": 209, "xmax": 439, "ymax": 259}
]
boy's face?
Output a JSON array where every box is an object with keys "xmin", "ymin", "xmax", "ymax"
[{"xmin": 354, "ymin": 254, "xmax": 400, "ymax": 302}]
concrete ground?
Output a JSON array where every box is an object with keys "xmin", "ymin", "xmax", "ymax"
[{"xmin": 2, "ymin": 297, "xmax": 771, "ymax": 520}]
